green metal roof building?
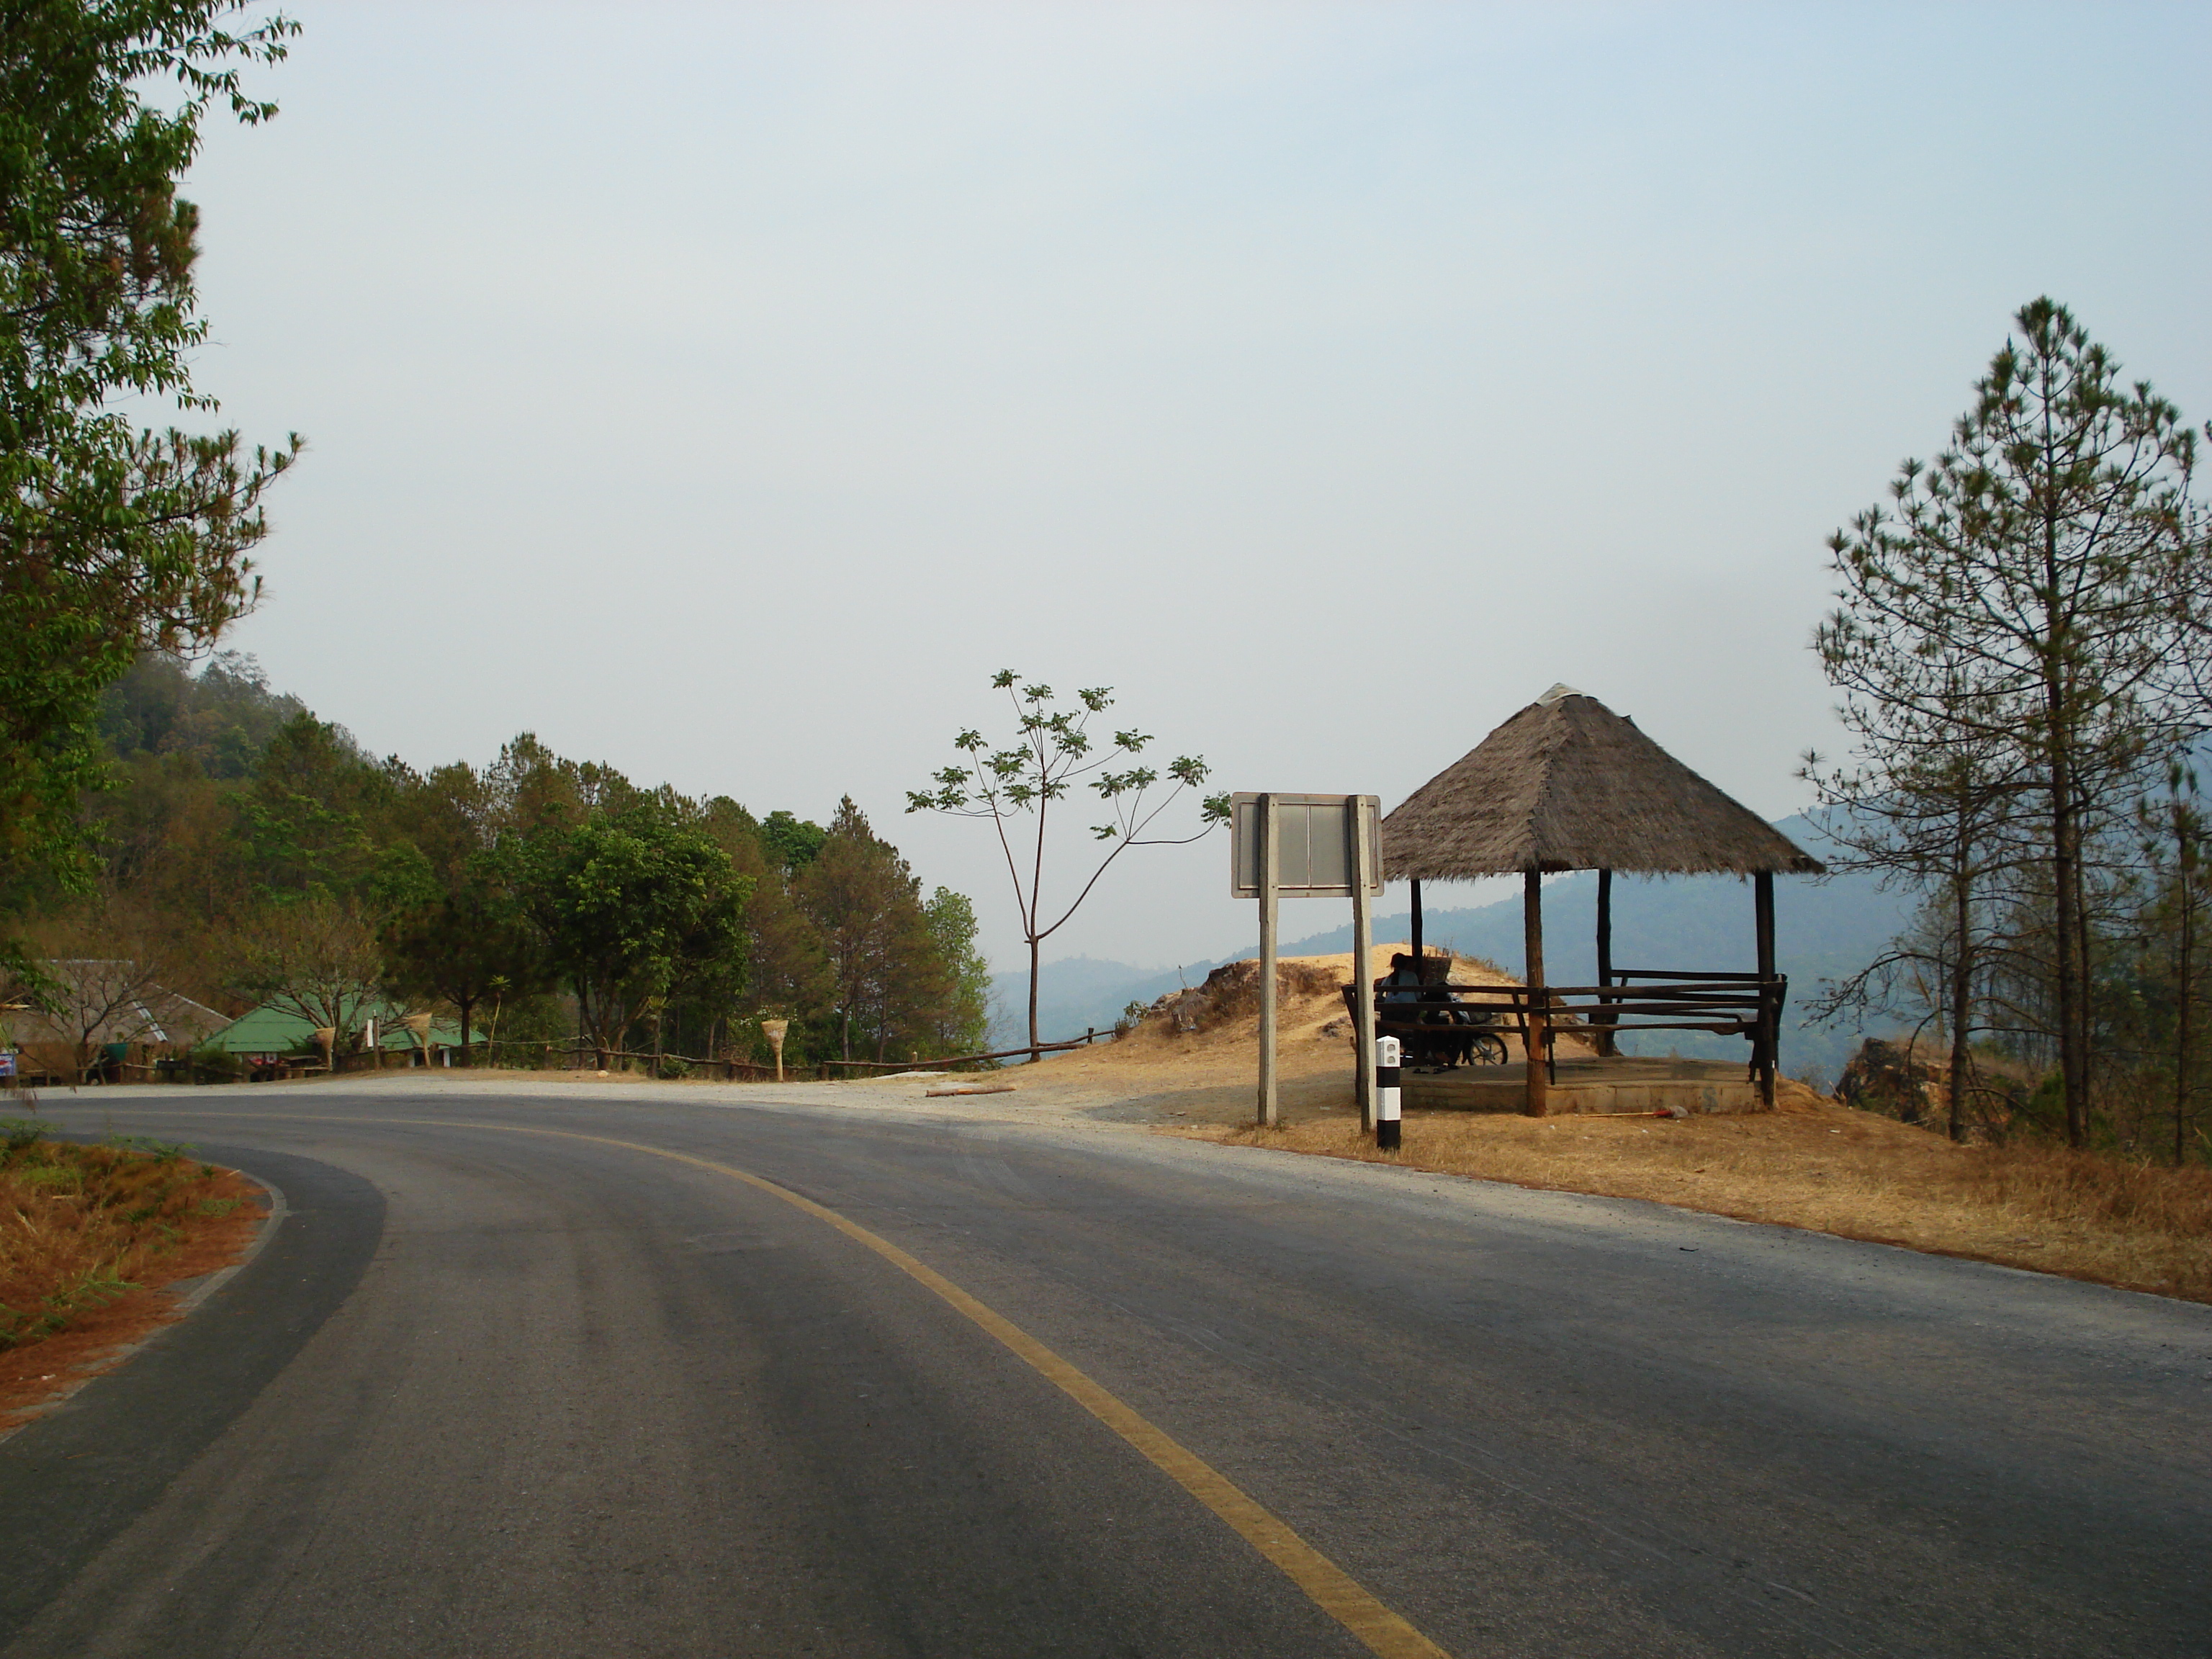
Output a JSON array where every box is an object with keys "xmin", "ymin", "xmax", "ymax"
[{"xmin": 201, "ymin": 1002, "xmax": 463, "ymax": 1057}]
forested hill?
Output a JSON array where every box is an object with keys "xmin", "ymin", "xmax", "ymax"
[
  {"xmin": 993, "ymin": 814, "xmax": 1910, "ymax": 1080},
  {"xmin": 99, "ymin": 652, "xmax": 310, "ymax": 778},
  {"xmin": 25, "ymin": 652, "xmax": 992, "ymax": 1071}
]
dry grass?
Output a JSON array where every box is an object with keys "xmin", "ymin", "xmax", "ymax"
[
  {"xmin": 1018, "ymin": 946, "xmax": 2212, "ymax": 1303},
  {"xmin": 0, "ymin": 1122, "xmax": 264, "ymax": 1428},
  {"xmin": 1188, "ymin": 1100, "xmax": 2212, "ymax": 1303}
]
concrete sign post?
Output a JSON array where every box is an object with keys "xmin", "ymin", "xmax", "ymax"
[
  {"xmin": 1231, "ymin": 793, "xmax": 1383, "ymax": 1130},
  {"xmin": 1258, "ymin": 794, "xmax": 1280, "ymax": 1126},
  {"xmin": 1350, "ymin": 800, "xmax": 1377, "ymax": 1133}
]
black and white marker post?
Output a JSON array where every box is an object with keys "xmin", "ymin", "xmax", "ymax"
[{"xmin": 1375, "ymin": 1034, "xmax": 1402, "ymax": 1150}]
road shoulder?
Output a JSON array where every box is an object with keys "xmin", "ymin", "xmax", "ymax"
[{"xmin": 0, "ymin": 1144, "xmax": 385, "ymax": 1647}]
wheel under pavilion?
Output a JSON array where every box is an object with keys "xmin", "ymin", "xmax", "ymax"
[{"xmin": 1378, "ymin": 686, "xmax": 1825, "ymax": 1114}]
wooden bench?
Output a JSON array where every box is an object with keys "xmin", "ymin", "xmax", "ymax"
[{"xmin": 1342, "ymin": 970, "xmax": 1784, "ymax": 1082}]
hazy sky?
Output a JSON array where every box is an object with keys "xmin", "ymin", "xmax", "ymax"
[{"xmin": 180, "ymin": 2, "xmax": 2211, "ymax": 973}]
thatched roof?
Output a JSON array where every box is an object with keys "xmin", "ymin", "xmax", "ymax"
[{"xmin": 1382, "ymin": 689, "xmax": 1824, "ymax": 878}]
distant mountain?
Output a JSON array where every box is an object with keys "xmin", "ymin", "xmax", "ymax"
[
  {"xmin": 989, "ymin": 953, "xmax": 1231, "ymax": 1056},
  {"xmin": 992, "ymin": 814, "xmax": 1915, "ymax": 1082},
  {"xmin": 988, "ymin": 956, "xmax": 1201, "ymax": 1048}
]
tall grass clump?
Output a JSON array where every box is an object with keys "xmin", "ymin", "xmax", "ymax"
[
  {"xmin": 1944, "ymin": 1143, "xmax": 2212, "ymax": 1240},
  {"xmin": 0, "ymin": 1123, "xmax": 247, "ymax": 1351}
]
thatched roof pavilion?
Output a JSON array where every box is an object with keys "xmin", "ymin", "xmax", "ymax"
[
  {"xmin": 1381, "ymin": 687, "xmax": 1822, "ymax": 1110},
  {"xmin": 1384, "ymin": 688, "xmax": 1823, "ymax": 880}
]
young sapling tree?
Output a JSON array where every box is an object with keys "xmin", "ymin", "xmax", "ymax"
[{"xmin": 909, "ymin": 673, "xmax": 1228, "ymax": 1058}]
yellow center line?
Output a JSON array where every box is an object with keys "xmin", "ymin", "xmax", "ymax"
[{"xmin": 122, "ymin": 1107, "xmax": 1455, "ymax": 1658}]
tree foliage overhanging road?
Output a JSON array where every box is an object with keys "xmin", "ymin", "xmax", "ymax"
[{"xmin": 0, "ymin": 2, "xmax": 302, "ymax": 966}]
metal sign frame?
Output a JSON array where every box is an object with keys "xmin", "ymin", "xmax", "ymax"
[{"xmin": 1229, "ymin": 793, "xmax": 1382, "ymax": 899}]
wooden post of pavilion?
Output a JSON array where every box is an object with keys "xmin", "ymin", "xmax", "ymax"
[
  {"xmin": 1754, "ymin": 871, "xmax": 1776, "ymax": 1109},
  {"xmin": 1522, "ymin": 869, "xmax": 1548, "ymax": 1116},
  {"xmin": 1409, "ymin": 878, "xmax": 1423, "ymax": 966},
  {"xmin": 1352, "ymin": 799, "xmax": 1377, "ymax": 1133},
  {"xmin": 1594, "ymin": 868, "xmax": 1617, "ymax": 1058}
]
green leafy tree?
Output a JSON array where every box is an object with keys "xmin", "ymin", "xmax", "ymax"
[
  {"xmin": 796, "ymin": 798, "xmax": 938, "ymax": 1061},
  {"xmin": 382, "ymin": 855, "xmax": 545, "ymax": 1058},
  {"xmin": 234, "ymin": 713, "xmax": 385, "ymax": 899},
  {"xmin": 509, "ymin": 807, "xmax": 750, "ymax": 1059},
  {"xmin": 232, "ymin": 886, "xmax": 385, "ymax": 1056},
  {"xmin": 0, "ymin": 2, "xmax": 300, "ymax": 939},
  {"xmin": 480, "ymin": 732, "xmax": 646, "ymax": 840},
  {"xmin": 97, "ymin": 649, "xmax": 306, "ymax": 778},
  {"xmin": 759, "ymin": 809, "xmax": 827, "ymax": 874},
  {"xmin": 722, "ymin": 823, "xmax": 832, "ymax": 1063},
  {"xmin": 382, "ymin": 757, "xmax": 492, "ymax": 885},
  {"xmin": 909, "ymin": 672, "xmax": 1226, "ymax": 1057},
  {"xmin": 922, "ymin": 885, "xmax": 991, "ymax": 1058},
  {"xmin": 1817, "ymin": 299, "xmax": 2205, "ymax": 1146}
]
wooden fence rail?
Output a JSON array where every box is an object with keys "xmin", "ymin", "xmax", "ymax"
[{"xmin": 817, "ymin": 1029, "xmax": 1116, "ymax": 1071}]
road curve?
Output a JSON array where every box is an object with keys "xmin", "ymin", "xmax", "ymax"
[{"xmin": 0, "ymin": 1085, "xmax": 2203, "ymax": 1658}]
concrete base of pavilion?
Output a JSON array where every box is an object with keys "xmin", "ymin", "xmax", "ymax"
[{"xmin": 1400, "ymin": 1055, "xmax": 1766, "ymax": 1115}]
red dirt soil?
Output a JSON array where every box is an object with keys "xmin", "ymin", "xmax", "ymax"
[{"xmin": 0, "ymin": 1166, "xmax": 268, "ymax": 1435}]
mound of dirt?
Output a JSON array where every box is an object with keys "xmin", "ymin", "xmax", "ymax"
[
  {"xmin": 1144, "ymin": 956, "xmax": 1352, "ymax": 1035},
  {"xmin": 1835, "ymin": 1037, "xmax": 2036, "ymax": 1133},
  {"xmin": 1138, "ymin": 946, "xmax": 1522, "ymax": 1035}
]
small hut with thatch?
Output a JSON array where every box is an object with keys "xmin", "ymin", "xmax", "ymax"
[{"xmin": 1382, "ymin": 685, "xmax": 1823, "ymax": 1112}]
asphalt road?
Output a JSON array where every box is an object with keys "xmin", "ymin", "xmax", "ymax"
[{"xmin": 0, "ymin": 1085, "xmax": 2204, "ymax": 1658}]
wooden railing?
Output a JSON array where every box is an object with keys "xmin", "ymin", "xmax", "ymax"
[{"xmin": 815, "ymin": 1028, "xmax": 1118, "ymax": 1073}]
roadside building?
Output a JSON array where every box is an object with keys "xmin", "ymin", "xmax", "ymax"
[
  {"xmin": 0, "ymin": 962, "xmax": 228, "ymax": 1085},
  {"xmin": 200, "ymin": 1001, "xmax": 466, "ymax": 1080}
]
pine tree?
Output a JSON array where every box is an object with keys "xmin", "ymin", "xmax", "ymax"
[{"xmin": 1818, "ymin": 299, "xmax": 2206, "ymax": 1146}]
